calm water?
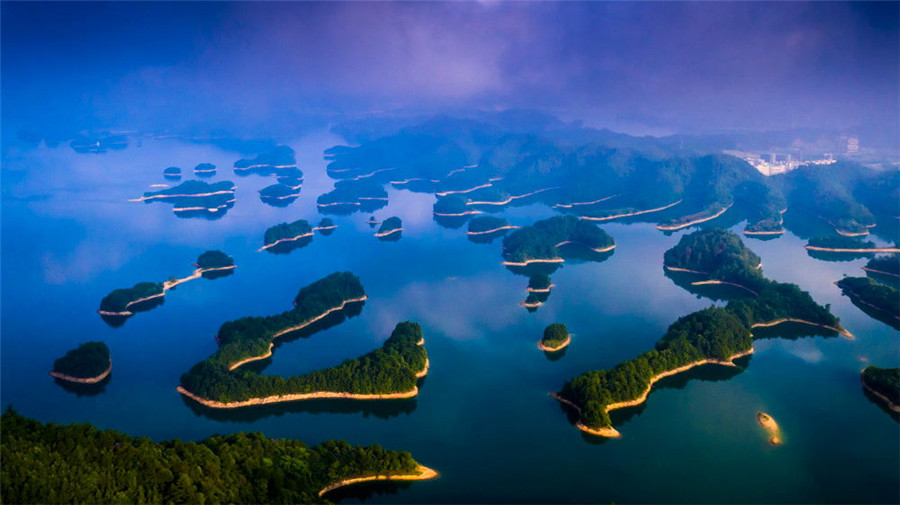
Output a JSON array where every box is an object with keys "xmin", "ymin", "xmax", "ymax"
[{"xmin": 2, "ymin": 132, "xmax": 898, "ymax": 504}]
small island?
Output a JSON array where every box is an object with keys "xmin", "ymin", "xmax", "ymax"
[
  {"xmin": 196, "ymin": 250, "xmax": 236, "ymax": 280},
  {"xmin": 315, "ymin": 217, "xmax": 337, "ymax": 235},
  {"xmin": 836, "ymin": 277, "xmax": 900, "ymax": 329},
  {"xmin": 50, "ymin": 342, "xmax": 111, "ymax": 384},
  {"xmin": 375, "ymin": 216, "xmax": 403, "ymax": 240},
  {"xmin": 163, "ymin": 166, "xmax": 182, "ymax": 180},
  {"xmin": 233, "ymin": 145, "xmax": 302, "ymax": 178},
  {"xmin": 178, "ymin": 272, "xmax": 430, "ymax": 408},
  {"xmin": 539, "ymin": 323, "xmax": 571, "ymax": 352},
  {"xmin": 2, "ymin": 408, "xmax": 435, "ymax": 504},
  {"xmin": 193, "ymin": 162, "xmax": 216, "ymax": 178},
  {"xmin": 757, "ymin": 412, "xmax": 782, "ymax": 445},
  {"xmin": 261, "ymin": 219, "xmax": 314, "ymax": 253},
  {"xmin": 861, "ymin": 366, "xmax": 900, "ymax": 413},
  {"xmin": 259, "ymin": 183, "xmax": 301, "ymax": 207},
  {"xmin": 657, "ymin": 202, "xmax": 731, "ymax": 231},
  {"xmin": 133, "ymin": 180, "xmax": 236, "ymax": 219},
  {"xmin": 433, "ymin": 194, "xmax": 480, "ymax": 217},
  {"xmin": 467, "ymin": 216, "xmax": 516, "ymax": 243},
  {"xmin": 317, "ymin": 180, "xmax": 388, "ymax": 215},
  {"xmin": 98, "ymin": 281, "xmax": 165, "ymax": 317},
  {"xmin": 806, "ymin": 236, "xmax": 900, "ymax": 254},
  {"xmin": 502, "ymin": 215, "xmax": 614, "ymax": 266}
]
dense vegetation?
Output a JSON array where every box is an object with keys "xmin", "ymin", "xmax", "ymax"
[
  {"xmin": 502, "ymin": 215, "xmax": 614, "ymax": 263},
  {"xmin": 193, "ymin": 162, "xmax": 216, "ymax": 177},
  {"xmin": 377, "ymin": 217, "xmax": 402, "ymax": 234},
  {"xmin": 807, "ymin": 235, "xmax": 878, "ymax": 250},
  {"xmin": 836, "ymin": 277, "xmax": 900, "ymax": 329},
  {"xmin": 264, "ymin": 219, "xmax": 312, "ymax": 244},
  {"xmin": 1, "ymin": 408, "xmax": 424, "ymax": 504},
  {"xmin": 99, "ymin": 282, "xmax": 164, "ymax": 313},
  {"xmin": 260, "ymin": 184, "xmax": 301, "ymax": 207},
  {"xmin": 528, "ymin": 274, "xmax": 552, "ymax": 291},
  {"xmin": 861, "ymin": 366, "xmax": 900, "ymax": 407},
  {"xmin": 468, "ymin": 216, "xmax": 510, "ymax": 234},
  {"xmin": 559, "ymin": 230, "xmax": 841, "ymax": 433},
  {"xmin": 865, "ymin": 255, "xmax": 900, "ymax": 276},
  {"xmin": 52, "ymin": 342, "xmax": 110, "ymax": 379},
  {"xmin": 542, "ymin": 324, "xmax": 569, "ymax": 348},
  {"xmin": 196, "ymin": 250, "xmax": 234, "ymax": 270},
  {"xmin": 433, "ymin": 195, "xmax": 471, "ymax": 216},
  {"xmin": 163, "ymin": 166, "xmax": 182, "ymax": 179},
  {"xmin": 316, "ymin": 218, "xmax": 336, "ymax": 236},
  {"xmin": 141, "ymin": 180, "xmax": 236, "ymax": 218}
]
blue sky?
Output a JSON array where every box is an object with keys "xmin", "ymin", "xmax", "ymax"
[{"xmin": 2, "ymin": 1, "xmax": 897, "ymax": 139}]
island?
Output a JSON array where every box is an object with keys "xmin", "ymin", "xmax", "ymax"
[
  {"xmin": 261, "ymin": 219, "xmax": 314, "ymax": 253},
  {"xmin": 317, "ymin": 180, "xmax": 388, "ymax": 215},
  {"xmin": 193, "ymin": 162, "xmax": 216, "ymax": 178},
  {"xmin": 863, "ymin": 254, "xmax": 900, "ymax": 287},
  {"xmin": 528, "ymin": 274, "xmax": 554, "ymax": 293},
  {"xmin": 539, "ymin": 323, "xmax": 570, "ymax": 352},
  {"xmin": 657, "ymin": 202, "xmax": 731, "ymax": 231},
  {"xmin": 233, "ymin": 145, "xmax": 302, "ymax": 179},
  {"xmin": 520, "ymin": 291, "xmax": 549, "ymax": 311},
  {"xmin": 133, "ymin": 180, "xmax": 236, "ymax": 219},
  {"xmin": 757, "ymin": 412, "xmax": 782, "ymax": 445},
  {"xmin": 806, "ymin": 236, "xmax": 900, "ymax": 254},
  {"xmin": 502, "ymin": 215, "xmax": 614, "ymax": 266},
  {"xmin": 50, "ymin": 342, "xmax": 111, "ymax": 384},
  {"xmin": 163, "ymin": 166, "xmax": 182, "ymax": 180},
  {"xmin": 69, "ymin": 133, "xmax": 128, "ymax": 153},
  {"xmin": 178, "ymin": 272, "xmax": 429, "ymax": 408},
  {"xmin": 861, "ymin": 366, "xmax": 900, "ymax": 413},
  {"xmin": 467, "ymin": 216, "xmax": 516, "ymax": 243},
  {"xmin": 260, "ymin": 183, "xmax": 301, "ymax": 207},
  {"xmin": 836, "ymin": 277, "xmax": 900, "ymax": 329},
  {"xmin": 375, "ymin": 216, "xmax": 403, "ymax": 240},
  {"xmin": 196, "ymin": 250, "xmax": 236, "ymax": 280},
  {"xmin": 315, "ymin": 218, "xmax": 337, "ymax": 235},
  {"xmin": 1, "ymin": 408, "xmax": 436, "ymax": 504},
  {"xmin": 555, "ymin": 230, "xmax": 846, "ymax": 437}
]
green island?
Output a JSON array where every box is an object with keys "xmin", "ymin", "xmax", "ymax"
[
  {"xmin": 528, "ymin": 274, "xmax": 554, "ymax": 293},
  {"xmin": 863, "ymin": 254, "xmax": 900, "ymax": 287},
  {"xmin": 861, "ymin": 366, "xmax": 900, "ymax": 413},
  {"xmin": 234, "ymin": 145, "xmax": 302, "ymax": 179},
  {"xmin": 433, "ymin": 194, "xmax": 479, "ymax": 217},
  {"xmin": 193, "ymin": 162, "xmax": 216, "ymax": 177},
  {"xmin": 539, "ymin": 323, "xmax": 570, "ymax": 352},
  {"xmin": 836, "ymin": 277, "xmax": 900, "ymax": 329},
  {"xmin": 98, "ymin": 282, "xmax": 165, "ymax": 317},
  {"xmin": 467, "ymin": 216, "xmax": 515, "ymax": 243},
  {"xmin": 50, "ymin": 342, "xmax": 111, "ymax": 384},
  {"xmin": 806, "ymin": 235, "xmax": 900, "ymax": 254},
  {"xmin": 178, "ymin": 272, "xmax": 429, "ymax": 408},
  {"xmin": 556, "ymin": 229, "xmax": 846, "ymax": 437},
  {"xmin": 134, "ymin": 180, "xmax": 236, "ymax": 219},
  {"xmin": 163, "ymin": 166, "xmax": 182, "ymax": 180},
  {"xmin": 196, "ymin": 250, "xmax": 236, "ymax": 280},
  {"xmin": 502, "ymin": 215, "xmax": 614, "ymax": 266},
  {"xmin": 375, "ymin": 217, "xmax": 403, "ymax": 240},
  {"xmin": 316, "ymin": 218, "xmax": 337, "ymax": 235},
  {"xmin": 260, "ymin": 183, "xmax": 301, "ymax": 207},
  {"xmin": 261, "ymin": 219, "xmax": 314, "ymax": 253},
  {"xmin": 317, "ymin": 180, "xmax": 388, "ymax": 215},
  {"xmin": 0, "ymin": 408, "xmax": 436, "ymax": 504}
]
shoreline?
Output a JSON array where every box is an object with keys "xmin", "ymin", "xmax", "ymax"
[
  {"xmin": 757, "ymin": 412, "xmax": 782, "ymax": 445},
  {"xmin": 49, "ymin": 361, "xmax": 112, "ymax": 384},
  {"xmin": 743, "ymin": 228, "xmax": 785, "ymax": 236},
  {"xmin": 520, "ymin": 301, "xmax": 543, "ymax": 308},
  {"xmin": 690, "ymin": 279, "xmax": 759, "ymax": 296},
  {"xmin": 435, "ymin": 183, "xmax": 493, "ymax": 197},
  {"xmin": 374, "ymin": 227, "xmax": 403, "ymax": 238},
  {"xmin": 554, "ymin": 194, "xmax": 620, "ymax": 209},
  {"xmin": 554, "ymin": 240, "xmax": 616, "ymax": 253},
  {"xmin": 129, "ymin": 189, "xmax": 235, "ymax": 202},
  {"xmin": 434, "ymin": 210, "xmax": 482, "ymax": 217},
  {"xmin": 861, "ymin": 267, "xmax": 900, "ymax": 279},
  {"xmin": 553, "ymin": 348, "xmax": 753, "ymax": 438},
  {"xmin": 527, "ymin": 284, "xmax": 555, "ymax": 293},
  {"xmin": 861, "ymin": 376, "xmax": 900, "ymax": 413},
  {"xmin": 664, "ymin": 265, "xmax": 709, "ymax": 275},
  {"xmin": 805, "ymin": 246, "xmax": 900, "ymax": 253},
  {"xmin": 656, "ymin": 204, "xmax": 732, "ymax": 231},
  {"xmin": 579, "ymin": 199, "xmax": 682, "ymax": 222},
  {"xmin": 466, "ymin": 187, "xmax": 559, "ymax": 206},
  {"xmin": 538, "ymin": 334, "xmax": 571, "ymax": 352},
  {"xmin": 467, "ymin": 225, "xmax": 520, "ymax": 236},
  {"xmin": 259, "ymin": 232, "xmax": 314, "ymax": 251},
  {"xmin": 502, "ymin": 257, "xmax": 565, "ymax": 267},
  {"xmin": 750, "ymin": 318, "xmax": 854, "ymax": 338},
  {"xmin": 318, "ymin": 465, "xmax": 439, "ymax": 497}
]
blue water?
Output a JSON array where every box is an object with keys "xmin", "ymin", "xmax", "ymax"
[{"xmin": 2, "ymin": 132, "xmax": 898, "ymax": 503}]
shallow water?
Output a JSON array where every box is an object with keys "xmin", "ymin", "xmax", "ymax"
[{"xmin": 2, "ymin": 132, "xmax": 898, "ymax": 504}]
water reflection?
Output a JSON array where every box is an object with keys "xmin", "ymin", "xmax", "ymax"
[
  {"xmin": 183, "ymin": 395, "xmax": 418, "ymax": 423},
  {"xmin": 53, "ymin": 374, "xmax": 112, "ymax": 396}
]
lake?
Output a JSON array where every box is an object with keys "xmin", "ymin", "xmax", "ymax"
[{"xmin": 2, "ymin": 131, "xmax": 898, "ymax": 503}]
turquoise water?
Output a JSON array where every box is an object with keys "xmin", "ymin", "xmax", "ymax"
[{"xmin": 2, "ymin": 132, "xmax": 898, "ymax": 503}]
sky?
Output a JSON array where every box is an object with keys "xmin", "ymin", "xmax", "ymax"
[{"xmin": 2, "ymin": 1, "xmax": 898, "ymax": 140}]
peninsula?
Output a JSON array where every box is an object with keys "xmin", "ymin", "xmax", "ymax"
[
  {"xmin": 1, "ymin": 408, "xmax": 434, "ymax": 504},
  {"xmin": 502, "ymin": 215, "xmax": 614, "ymax": 266},
  {"xmin": 133, "ymin": 180, "xmax": 236, "ymax": 218},
  {"xmin": 836, "ymin": 277, "xmax": 900, "ymax": 329},
  {"xmin": 261, "ymin": 219, "xmax": 314, "ymax": 252},
  {"xmin": 50, "ymin": 342, "xmax": 111, "ymax": 384}
]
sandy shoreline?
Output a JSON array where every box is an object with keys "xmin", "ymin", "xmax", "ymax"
[
  {"xmin": 466, "ymin": 187, "xmax": 560, "ymax": 206},
  {"xmin": 861, "ymin": 377, "xmax": 900, "ymax": 413},
  {"xmin": 554, "ymin": 240, "xmax": 616, "ymax": 253},
  {"xmin": 861, "ymin": 267, "xmax": 900, "ymax": 279},
  {"xmin": 259, "ymin": 232, "xmax": 314, "ymax": 251},
  {"xmin": 502, "ymin": 257, "xmax": 565, "ymax": 267},
  {"xmin": 538, "ymin": 334, "xmax": 571, "ymax": 352},
  {"xmin": 656, "ymin": 204, "xmax": 732, "ymax": 231},
  {"xmin": 757, "ymin": 412, "xmax": 782, "ymax": 445},
  {"xmin": 374, "ymin": 227, "xmax": 403, "ymax": 238},
  {"xmin": 553, "ymin": 348, "xmax": 753, "ymax": 438},
  {"xmin": 743, "ymin": 228, "xmax": 785, "ymax": 236},
  {"xmin": 690, "ymin": 279, "xmax": 759, "ymax": 296},
  {"xmin": 318, "ymin": 465, "xmax": 439, "ymax": 497},
  {"xmin": 527, "ymin": 284, "xmax": 555, "ymax": 293},
  {"xmin": 579, "ymin": 199, "xmax": 682, "ymax": 222},
  {"xmin": 664, "ymin": 265, "xmax": 709, "ymax": 275},
  {"xmin": 98, "ymin": 265, "xmax": 236, "ymax": 317},
  {"xmin": 554, "ymin": 194, "xmax": 620, "ymax": 209},
  {"xmin": 433, "ymin": 210, "xmax": 483, "ymax": 217},
  {"xmin": 435, "ymin": 183, "xmax": 492, "ymax": 197},
  {"xmin": 130, "ymin": 189, "xmax": 235, "ymax": 202},
  {"xmin": 467, "ymin": 225, "xmax": 520, "ymax": 236},
  {"xmin": 50, "ymin": 361, "xmax": 112, "ymax": 384},
  {"xmin": 805, "ymin": 246, "xmax": 900, "ymax": 253},
  {"xmin": 751, "ymin": 318, "xmax": 853, "ymax": 338}
]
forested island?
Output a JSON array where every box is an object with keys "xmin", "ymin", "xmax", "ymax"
[
  {"xmin": 178, "ymin": 273, "xmax": 429, "ymax": 407},
  {"xmin": 861, "ymin": 366, "xmax": 900, "ymax": 413},
  {"xmin": 261, "ymin": 219, "xmax": 314, "ymax": 253},
  {"xmin": 163, "ymin": 166, "xmax": 182, "ymax": 180},
  {"xmin": 502, "ymin": 215, "xmax": 614, "ymax": 266},
  {"xmin": 317, "ymin": 180, "xmax": 388, "ymax": 215},
  {"xmin": 556, "ymin": 229, "xmax": 845, "ymax": 437},
  {"xmin": 863, "ymin": 255, "xmax": 900, "ymax": 286},
  {"xmin": 134, "ymin": 180, "xmax": 236, "ymax": 219},
  {"xmin": 467, "ymin": 216, "xmax": 516, "ymax": 243},
  {"xmin": 315, "ymin": 218, "xmax": 337, "ymax": 235},
  {"xmin": 234, "ymin": 145, "xmax": 302, "ymax": 179},
  {"xmin": 836, "ymin": 277, "xmax": 900, "ymax": 329},
  {"xmin": 806, "ymin": 236, "xmax": 900, "ymax": 254},
  {"xmin": 539, "ymin": 324, "xmax": 570, "ymax": 352},
  {"xmin": 193, "ymin": 162, "xmax": 216, "ymax": 178},
  {"xmin": 260, "ymin": 183, "xmax": 301, "ymax": 207},
  {"xmin": 0, "ymin": 408, "xmax": 435, "ymax": 504},
  {"xmin": 98, "ymin": 282, "xmax": 165, "ymax": 317},
  {"xmin": 375, "ymin": 217, "xmax": 403, "ymax": 240},
  {"xmin": 50, "ymin": 342, "xmax": 111, "ymax": 384}
]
